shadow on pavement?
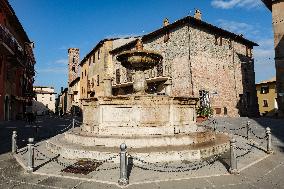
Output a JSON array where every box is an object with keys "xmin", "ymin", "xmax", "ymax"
[{"xmin": 0, "ymin": 115, "xmax": 82, "ymax": 155}]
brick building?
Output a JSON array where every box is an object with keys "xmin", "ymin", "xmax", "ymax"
[
  {"xmin": 110, "ymin": 11, "xmax": 259, "ymax": 117},
  {"xmin": 0, "ymin": 0, "xmax": 36, "ymax": 120}
]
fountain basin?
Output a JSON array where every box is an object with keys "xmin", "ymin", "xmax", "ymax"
[
  {"xmin": 46, "ymin": 132, "xmax": 229, "ymax": 163},
  {"xmin": 117, "ymin": 50, "xmax": 163, "ymax": 70},
  {"xmin": 81, "ymin": 96, "xmax": 198, "ymax": 137}
]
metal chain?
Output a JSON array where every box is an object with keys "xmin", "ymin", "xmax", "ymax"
[
  {"xmin": 127, "ymin": 149, "xmax": 229, "ymax": 173},
  {"xmin": 18, "ymin": 147, "xmax": 28, "ymax": 155},
  {"xmin": 34, "ymin": 148, "xmax": 74, "ymax": 168},
  {"xmin": 236, "ymin": 145, "xmax": 254, "ymax": 159},
  {"xmin": 129, "ymin": 154, "xmax": 221, "ymax": 172},
  {"xmin": 249, "ymin": 128, "xmax": 267, "ymax": 140},
  {"xmin": 34, "ymin": 148, "xmax": 119, "ymax": 169},
  {"xmin": 58, "ymin": 123, "xmax": 72, "ymax": 133},
  {"xmin": 229, "ymin": 126, "xmax": 247, "ymax": 131}
]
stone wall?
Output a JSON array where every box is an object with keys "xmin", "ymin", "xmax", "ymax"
[
  {"xmin": 111, "ymin": 21, "xmax": 258, "ymax": 117},
  {"xmin": 143, "ymin": 25, "xmax": 192, "ymax": 96}
]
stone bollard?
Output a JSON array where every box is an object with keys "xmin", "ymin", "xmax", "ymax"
[
  {"xmin": 12, "ymin": 131, "xmax": 17, "ymax": 154},
  {"xmin": 27, "ymin": 138, "xmax": 35, "ymax": 173},
  {"xmin": 72, "ymin": 118, "xmax": 75, "ymax": 129},
  {"xmin": 229, "ymin": 138, "xmax": 238, "ymax": 174},
  {"xmin": 246, "ymin": 121, "xmax": 250, "ymax": 140},
  {"xmin": 266, "ymin": 127, "xmax": 273, "ymax": 154},
  {"xmin": 118, "ymin": 143, "xmax": 129, "ymax": 186}
]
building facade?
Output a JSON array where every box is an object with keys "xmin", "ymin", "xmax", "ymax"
[
  {"xmin": 33, "ymin": 86, "xmax": 56, "ymax": 115},
  {"xmin": 57, "ymin": 87, "xmax": 68, "ymax": 115},
  {"xmin": 68, "ymin": 77, "xmax": 81, "ymax": 115},
  {"xmin": 67, "ymin": 48, "xmax": 80, "ymax": 112},
  {"xmin": 262, "ymin": 0, "xmax": 284, "ymax": 115},
  {"xmin": 256, "ymin": 77, "xmax": 278, "ymax": 116},
  {"xmin": 0, "ymin": 0, "xmax": 36, "ymax": 120},
  {"xmin": 77, "ymin": 37, "xmax": 135, "ymax": 100},
  {"xmin": 110, "ymin": 12, "xmax": 259, "ymax": 117}
]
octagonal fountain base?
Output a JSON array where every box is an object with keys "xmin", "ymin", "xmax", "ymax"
[{"xmin": 46, "ymin": 96, "xmax": 230, "ymax": 163}]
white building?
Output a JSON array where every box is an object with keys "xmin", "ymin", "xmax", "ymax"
[{"xmin": 33, "ymin": 86, "xmax": 56, "ymax": 115}]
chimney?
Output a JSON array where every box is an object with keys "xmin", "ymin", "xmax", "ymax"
[
  {"xmin": 194, "ymin": 9, "xmax": 202, "ymax": 20},
  {"xmin": 163, "ymin": 18, "xmax": 170, "ymax": 27}
]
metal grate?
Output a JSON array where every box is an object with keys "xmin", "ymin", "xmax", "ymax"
[{"xmin": 61, "ymin": 160, "xmax": 102, "ymax": 175}]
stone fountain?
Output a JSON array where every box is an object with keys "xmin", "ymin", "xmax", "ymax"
[{"xmin": 46, "ymin": 39, "xmax": 229, "ymax": 163}]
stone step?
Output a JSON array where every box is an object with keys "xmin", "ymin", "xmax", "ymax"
[
  {"xmin": 64, "ymin": 129, "xmax": 216, "ymax": 148},
  {"xmin": 46, "ymin": 133, "xmax": 229, "ymax": 163}
]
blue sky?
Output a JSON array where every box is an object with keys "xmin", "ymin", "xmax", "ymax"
[{"xmin": 9, "ymin": 0, "xmax": 274, "ymax": 94}]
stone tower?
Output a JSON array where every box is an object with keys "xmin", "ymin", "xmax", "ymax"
[
  {"xmin": 68, "ymin": 48, "xmax": 80, "ymax": 85},
  {"xmin": 262, "ymin": 0, "xmax": 284, "ymax": 115}
]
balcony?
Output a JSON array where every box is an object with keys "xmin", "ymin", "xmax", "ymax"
[{"xmin": 0, "ymin": 24, "xmax": 25, "ymax": 66}]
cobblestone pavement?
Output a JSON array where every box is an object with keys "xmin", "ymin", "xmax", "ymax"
[{"xmin": 0, "ymin": 116, "xmax": 283, "ymax": 188}]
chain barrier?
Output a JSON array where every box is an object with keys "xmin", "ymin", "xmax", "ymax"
[
  {"xmin": 34, "ymin": 148, "xmax": 119, "ymax": 170},
  {"xmin": 58, "ymin": 123, "xmax": 72, "ymax": 133},
  {"xmin": 229, "ymin": 126, "xmax": 246, "ymax": 131},
  {"xmin": 74, "ymin": 119, "xmax": 82, "ymax": 125},
  {"xmin": 236, "ymin": 145, "xmax": 254, "ymax": 159},
  {"xmin": 236, "ymin": 136, "xmax": 268, "ymax": 159},
  {"xmin": 18, "ymin": 147, "xmax": 28, "ymax": 155},
  {"xmin": 249, "ymin": 128, "xmax": 267, "ymax": 140},
  {"xmin": 34, "ymin": 148, "xmax": 73, "ymax": 168},
  {"xmin": 127, "ymin": 149, "xmax": 229, "ymax": 173}
]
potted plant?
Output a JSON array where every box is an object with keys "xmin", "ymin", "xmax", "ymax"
[{"xmin": 196, "ymin": 106, "xmax": 213, "ymax": 123}]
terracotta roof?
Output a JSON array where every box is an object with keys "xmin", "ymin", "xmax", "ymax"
[
  {"xmin": 34, "ymin": 90, "xmax": 56, "ymax": 94},
  {"xmin": 110, "ymin": 15, "xmax": 258, "ymax": 54},
  {"xmin": 256, "ymin": 77, "xmax": 276, "ymax": 85},
  {"xmin": 34, "ymin": 86, "xmax": 54, "ymax": 89}
]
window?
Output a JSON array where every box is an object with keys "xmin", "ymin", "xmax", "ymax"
[
  {"xmin": 199, "ymin": 90, "xmax": 210, "ymax": 107},
  {"xmin": 126, "ymin": 69, "xmax": 132, "ymax": 82},
  {"xmin": 215, "ymin": 35, "xmax": 219, "ymax": 45},
  {"xmin": 215, "ymin": 108, "xmax": 221, "ymax": 114},
  {"xmin": 82, "ymin": 87, "xmax": 83, "ymax": 94},
  {"xmin": 263, "ymin": 100, "xmax": 268, "ymax": 107},
  {"xmin": 72, "ymin": 65, "xmax": 75, "ymax": 72},
  {"xmin": 89, "ymin": 57, "xmax": 92, "ymax": 65},
  {"xmin": 164, "ymin": 30, "xmax": 170, "ymax": 42},
  {"xmin": 85, "ymin": 70, "xmax": 86, "ymax": 76},
  {"xmin": 81, "ymin": 72, "xmax": 83, "ymax": 79},
  {"xmin": 50, "ymin": 97, "xmax": 52, "ymax": 101},
  {"xmin": 214, "ymin": 35, "xmax": 222, "ymax": 46},
  {"xmin": 97, "ymin": 75, "xmax": 100, "ymax": 86},
  {"xmin": 157, "ymin": 61, "xmax": 163, "ymax": 76},
  {"xmin": 72, "ymin": 57, "xmax": 75, "ymax": 64},
  {"xmin": 92, "ymin": 54, "xmax": 95, "ymax": 63},
  {"xmin": 98, "ymin": 50, "xmax": 100, "ymax": 60},
  {"xmin": 229, "ymin": 39, "xmax": 232, "ymax": 49},
  {"xmin": 260, "ymin": 86, "xmax": 269, "ymax": 94},
  {"xmin": 224, "ymin": 107, "xmax": 228, "ymax": 115},
  {"xmin": 116, "ymin": 69, "xmax": 120, "ymax": 84},
  {"xmin": 246, "ymin": 47, "xmax": 252, "ymax": 58}
]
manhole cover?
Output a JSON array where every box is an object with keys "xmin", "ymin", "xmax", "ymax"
[{"xmin": 61, "ymin": 160, "xmax": 102, "ymax": 175}]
